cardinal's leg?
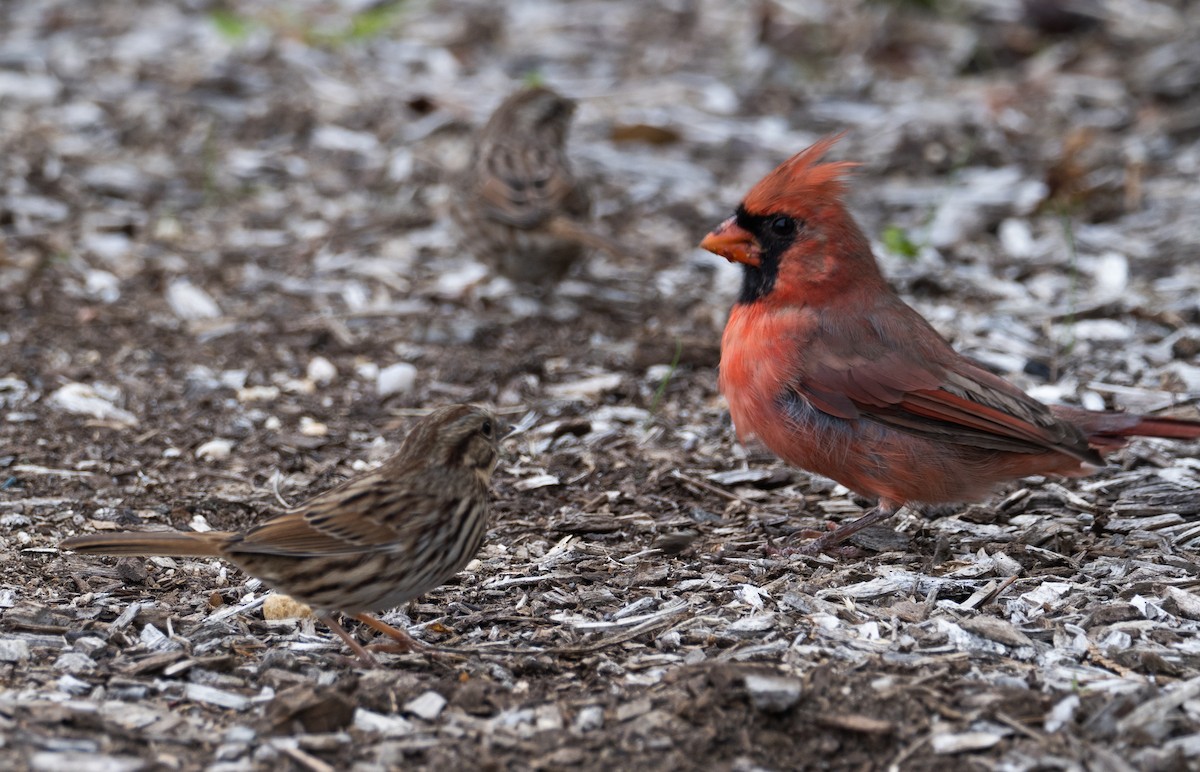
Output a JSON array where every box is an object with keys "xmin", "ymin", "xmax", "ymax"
[{"xmin": 797, "ymin": 502, "xmax": 901, "ymax": 556}]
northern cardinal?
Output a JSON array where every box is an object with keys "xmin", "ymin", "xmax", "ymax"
[
  {"xmin": 700, "ymin": 135, "xmax": 1200, "ymax": 554},
  {"xmin": 453, "ymin": 86, "xmax": 624, "ymax": 287}
]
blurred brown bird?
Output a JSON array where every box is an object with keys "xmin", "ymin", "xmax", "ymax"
[
  {"xmin": 453, "ymin": 85, "xmax": 623, "ymax": 287},
  {"xmin": 61, "ymin": 405, "xmax": 506, "ymax": 666}
]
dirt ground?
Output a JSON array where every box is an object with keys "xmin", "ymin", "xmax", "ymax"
[{"xmin": 3, "ymin": 1, "xmax": 1200, "ymax": 770}]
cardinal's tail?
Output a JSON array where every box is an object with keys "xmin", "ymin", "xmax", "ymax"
[{"xmin": 1052, "ymin": 405, "xmax": 1200, "ymax": 449}]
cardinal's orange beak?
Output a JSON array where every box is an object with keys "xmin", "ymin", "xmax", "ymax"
[{"xmin": 700, "ymin": 217, "xmax": 761, "ymax": 267}]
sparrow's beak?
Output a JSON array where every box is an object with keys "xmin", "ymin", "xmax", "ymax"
[{"xmin": 699, "ymin": 217, "xmax": 761, "ymax": 267}]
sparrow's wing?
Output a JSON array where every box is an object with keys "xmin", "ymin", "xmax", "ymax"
[{"xmin": 225, "ymin": 470, "xmax": 422, "ymax": 557}]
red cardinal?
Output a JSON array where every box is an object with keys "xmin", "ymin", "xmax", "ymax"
[{"xmin": 700, "ymin": 135, "xmax": 1200, "ymax": 554}]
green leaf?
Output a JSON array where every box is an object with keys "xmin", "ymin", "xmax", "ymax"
[
  {"xmin": 209, "ymin": 10, "xmax": 251, "ymax": 42},
  {"xmin": 881, "ymin": 225, "xmax": 920, "ymax": 260}
]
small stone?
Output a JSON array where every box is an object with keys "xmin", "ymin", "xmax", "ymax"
[
  {"xmin": 0, "ymin": 638, "xmax": 31, "ymax": 662},
  {"xmin": 58, "ymin": 674, "xmax": 92, "ymax": 696},
  {"xmin": 55, "ymin": 651, "xmax": 97, "ymax": 674},
  {"xmin": 0, "ymin": 377, "xmax": 29, "ymax": 408},
  {"xmin": 29, "ymin": 752, "xmax": 145, "ymax": 772},
  {"xmin": 377, "ymin": 363, "xmax": 417, "ymax": 397},
  {"xmin": 48, "ymin": 383, "xmax": 139, "ymax": 427},
  {"xmin": 404, "ymin": 691, "xmax": 447, "ymax": 721},
  {"xmin": 237, "ymin": 385, "xmax": 280, "ymax": 402},
  {"xmin": 1071, "ymin": 319, "xmax": 1134, "ymax": 342},
  {"xmin": 82, "ymin": 232, "xmax": 132, "ymax": 262},
  {"xmin": 614, "ymin": 698, "xmax": 652, "ymax": 722},
  {"xmin": 930, "ymin": 731, "xmax": 1003, "ymax": 754},
  {"xmin": 139, "ymin": 623, "xmax": 179, "ymax": 652},
  {"xmin": 744, "ymin": 673, "xmax": 802, "ymax": 713},
  {"xmin": 998, "ymin": 218, "xmax": 1035, "ymax": 258},
  {"xmin": 165, "ymin": 278, "xmax": 222, "ymax": 320},
  {"xmin": 195, "ymin": 438, "xmax": 233, "ymax": 462},
  {"xmin": 1162, "ymin": 361, "xmax": 1200, "ymax": 392},
  {"xmin": 312, "ymin": 125, "xmax": 380, "ymax": 154},
  {"xmin": 116, "ymin": 557, "xmax": 148, "ymax": 585},
  {"xmin": 959, "ymin": 617, "xmax": 1035, "ymax": 648},
  {"xmin": 354, "ymin": 708, "xmax": 415, "ymax": 736},
  {"xmin": 573, "ymin": 705, "xmax": 604, "ymax": 733},
  {"xmin": 1164, "ymin": 587, "xmax": 1200, "ymax": 621},
  {"xmin": 1087, "ymin": 251, "xmax": 1129, "ymax": 298},
  {"xmin": 1045, "ymin": 695, "xmax": 1080, "ymax": 733},
  {"xmin": 85, "ymin": 270, "xmax": 121, "ymax": 303},
  {"xmin": 298, "ymin": 417, "xmax": 329, "ymax": 437},
  {"xmin": 513, "ymin": 474, "xmax": 560, "ymax": 491},
  {"xmin": 306, "ymin": 357, "xmax": 337, "ymax": 385},
  {"xmin": 546, "ymin": 374, "xmax": 623, "ymax": 400},
  {"xmin": 186, "ymin": 682, "xmax": 250, "ymax": 711},
  {"xmin": 725, "ymin": 613, "xmax": 776, "ymax": 634},
  {"xmin": 434, "ymin": 262, "xmax": 489, "ymax": 298},
  {"xmin": 220, "ymin": 370, "xmax": 249, "ymax": 390},
  {"xmin": 224, "ymin": 725, "xmax": 258, "ymax": 743},
  {"xmin": 355, "ymin": 360, "xmax": 380, "ymax": 381}
]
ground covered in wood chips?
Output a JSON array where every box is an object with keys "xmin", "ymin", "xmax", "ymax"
[{"xmin": 4, "ymin": 1, "xmax": 1200, "ymax": 770}]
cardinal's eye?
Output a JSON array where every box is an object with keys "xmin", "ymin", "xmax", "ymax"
[{"xmin": 769, "ymin": 215, "xmax": 797, "ymax": 237}]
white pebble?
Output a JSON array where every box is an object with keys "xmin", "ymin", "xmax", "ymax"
[
  {"xmin": 48, "ymin": 383, "xmax": 139, "ymax": 427},
  {"xmin": 573, "ymin": 705, "xmax": 604, "ymax": 732},
  {"xmin": 404, "ymin": 691, "xmax": 447, "ymax": 721},
  {"xmin": 356, "ymin": 360, "xmax": 380, "ymax": 381},
  {"xmin": 644, "ymin": 364, "xmax": 674, "ymax": 384},
  {"xmin": 434, "ymin": 262, "xmax": 489, "ymax": 299},
  {"xmin": 377, "ymin": 363, "xmax": 417, "ymax": 397},
  {"xmin": 998, "ymin": 218, "xmax": 1035, "ymax": 259},
  {"xmin": 165, "ymin": 278, "xmax": 222, "ymax": 320},
  {"xmin": 744, "ymin": 673, "xmax": 803, "ymax": 713},
  {"xmin": 1044, "ymin": 695, "xmax": 1080, "ymax": 733},
  {"xmin": 1088, "ymin": 252, "xmax": 1129, "ymax": 298},
  {"xmin": 186, "ymin": 682, "xmax": 250, "ymax": 711},
  {"xmin": 930, "ymin": 731, "xmax": 1002, "ymax": 754},
  {"xmin": 546, "ymin": 374, "xmax": 623, "ymax": 400},
  {"xmin": 0, "ymin": 638, "xmax": 30, "ymax": 662},
  {"xmin": 1080, "ymin": 391, "xmax": 1106, "ymax": 412},
  {"xmin": 312, "ymin": 125, "xmax": 380, "ymax": 154},
  {"xmin": 1164, "ymin": 361, "xmax": 1200, "ymax": 392},
  {"xmin": 54, "ymin": 651, "xmax": 96, "ymax": 673},
  {"xmin": 1071, "ymin": 319, "xmax": 1134, "ymax": 342},
  {"xmin": 196, "ymin": 438, "xmax": 234, "ymax": 462},
  {"xmin": 82, "ymin": 232, "xmax": 131, "ymax": 262},
  {"xmin": 237, "ymin": 385, "xmax": 280, "ymax": 403},
  {"xmin": 85, "ymin": 269, "xmax": 121, "ymax": 303},
  {"xmin": 220, "ymin": 370, "xmax": 248, "ymax": 390},
  {"xmin": 299, "ymin": 417, "xmax": 328, "ymax": 437},
  {"xmin": 354, "ymin": 708, "xmax": 415, "ymax": 736},
  {"xmin": 57, "ymin": 674, "xmax": 92, "ymax": 696},
  {"xmin": 306, "ymin": 356, "xmax": 337, "ymax": 385}
]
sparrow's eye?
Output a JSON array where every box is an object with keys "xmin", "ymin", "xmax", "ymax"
[
  {"xmin": 480, "ymin": 420, "xmax": 493, "ymax": 437},
  {"xmin": 769, "ymin": 215, "xmax": 797, "ymax": 237}
]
